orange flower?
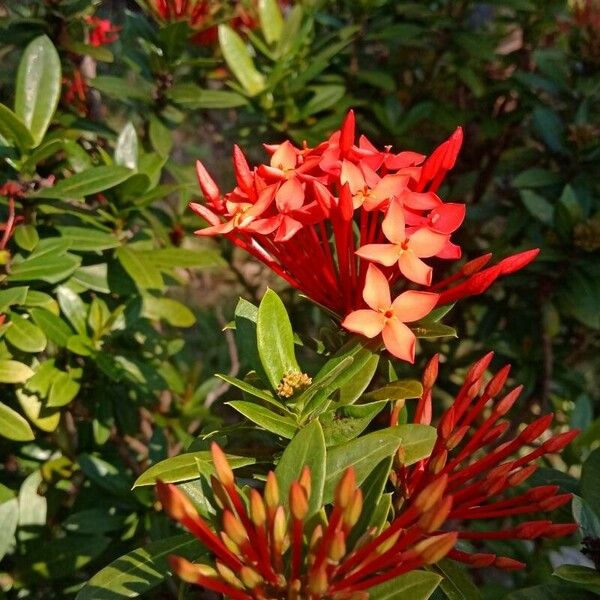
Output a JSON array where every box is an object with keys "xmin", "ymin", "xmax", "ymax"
[{"xmin": 342, "ymin": 264, "xmax": 438, "ymax": 362}]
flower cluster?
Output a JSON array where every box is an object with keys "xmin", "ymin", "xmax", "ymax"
[
  {"xmin": 158, "ymin": 445, "xmax": 457, "ymax": 599},
  {"xmin": 85, "ymin": 16, "xmax": 120, "ymax": 47},
  {"xmin": 148, "ymin": 0, "xmax": 258, "ymax": 45},
  {"xmin": 192, "ymin": 111, "xmax": 538, "ymax": 362},
  {"xmin": 391, "ymin": 353, "xmax": 578, "ymax": 569}
]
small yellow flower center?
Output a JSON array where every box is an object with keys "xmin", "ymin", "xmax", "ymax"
[{"xmin": 277, "ymin": 370, "xmax": 313, "ymax": 398}]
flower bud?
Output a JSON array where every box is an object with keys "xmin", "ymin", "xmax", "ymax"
[
  {"xmin": 414, "ymin": 474, "xmax": 448, "ymax": 513},
  {"xmin": 335, "ymin": 468, "xmax": 357, "ymax": 510},
  {"xmin": 414, "ymin": 532, "xmax": 458, "ymax": 564},
  {"xmin": 290, "ymin": 481, "xmax": 309, "ymax": 521},
  {"xmin": 211, "ymin": 443, "xmax": 234, "ymax": 488},
  {"xmin": 265, "ymin": 471, "xmax": 280, "ymax": 510}
]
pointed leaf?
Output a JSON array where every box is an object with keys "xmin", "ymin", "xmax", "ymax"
[
  {"xmin": 369, "ymin": 570, "xmax": 441, "ymax": 599},
  {"xmin": 0, "ymin": 402, "xmax": 35, "ymax": 441},
  {"xmin": 227, "ymin": 401, "xmax": 297, "ymax": 438}
]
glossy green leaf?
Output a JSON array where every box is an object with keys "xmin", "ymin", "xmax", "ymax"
[
  {"xmin": 257, "ymin": 288, "xmax": 300, "ymax": 390},
  {"xmin": 8, "ymin": 252, "xmax": 80, "ymax": 284},
  {"xmin": 116, "ymin": 247, "xmax": 163, "ymax": 290},
  {"xmin": 0, "ymin": 103, "xmax": 34, "ymax": 150},
  {"xmin": 258, "ymin": 0, "xmax": 283, "ymax": 43},
  {"xmin": 433, "ymin": 559, "xmax": 481, "ymax": 600},
  {"xmin": 553, "ymin": 565, "xmax": 600, "ymax": 594},
  {"xmin": 322, "ymin": 401, "xmax": 387, "ymax": 446},
  {"xmin": 17, "ymin": 388, "xmax": 61, "ymax": 432},
  {"xmin": 133, "ymin": 451, "xmax": 254, "ymax": 487},
  {"xmin": 13, "ymin": 225, "xmax": 39, "ymax": 252},
  {"xmin": 76, "ymin": 534, "xmax": 205, "ymax": 600},
  {"xmin": 140, "ymin": 248, "xmax": 225, "ymax": 269},
  {"xmin": 323, "ymin": 425, "xmax": 436, "ymax": 503},
  {"xmin": 57, "ymin": 226, "xmax": 120, "ymax": 251},
  {"xmin": 275, "ymin": 419, "xmax": 326, "ymax": 516},
  {"xmin": 56, "ymin": 286, "xmax": 88, "ymax": 335},
  {"xmin": 114, "ymin": 122, "xmax": 138, "ymax": 170},
  {"xmin": 78, "ymin": 454, "xmax": 131, "ymax": 496},
  {"xmin": 47, "ymin": 372, "xmax": 80, "ymax": 408},
  {"xmin": 504, "ymin": 585, "xmax": 593, "ymax": 600},
  {"xmin": 0, "ymin": 360, "xmax": 34, "ymax": 383},
  {"xmin": 572, "ymin": 496, "xmax": 600, "ymax": 538},
  {"xmin": 300, "ymin": 85, "xmax": 346, "ymax": 118},
  {"xmin": 142, "ymin": 296, "xmax": 196, "ymax": 327},
  {"xmin": 32, "ymin": 166, "xmax": 133, "ymax": 200},
  {"xmin": 5, "ymin": 312, "xmax": 47, "ymax": 353},
  {"xmin": 581, "ymin": 447, "xmax": 600, "ymax": 516},
  {"xmin": 218, "ymin": 25, "xmax": 266, "ymax": 96},
  {"xmin": 15, "ymin": 35, "xmax": 61, "ymax": 146},
  {"xmin": 227, "ymin": 401, "xmax": 297, "ymax": 438},
  {"xmin": 148, "ymin": 115, "xmax": 172, "ymax": 157},
  {"xmin": 0, "ymin": 498, "xmax": 19, "ymax": 561},
  {"xmin": 30, "ymin": 308, "xmax": 73, "ymax": 347},
  {"xmin": 0, "ymin": 402, "xmax": 35, "ymax": 441},
  {"xmin": 167, "ymin": 84, "xmax": 248, "ymax": 108},
  {"xmin": 520, "ymin": 189, "xmax": 554, "ymax": 225},
  {"xmin": 369, "ymin": 570, "xmax": 441, "ymax": 599},
  {"xmin": 0, "ymin": 286, "xmax": 28, "ymax": 312}
]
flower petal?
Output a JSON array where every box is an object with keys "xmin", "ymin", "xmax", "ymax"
[
  {"xmin": 342, "ymin": 309, "xmax": 386, "ymax": 338},
  {"xmin": 340, "ymin": 159, "xmax": 365, "ymax": 194},
  {"xmin": 382, "ymin": 198, "xmax": 406, "ymax": 244},
  {"xmin": 429, "ymin": 203, "xmax": 466, "ymax": 234},
  {"xmin": 247, "ymin": 185, "xmax": 277, "ymax": 218},
  {"xmin": 356, "ymin": 243, "xmax": 400, "ymax": 267},
  {"xmin": 382, "ymin": 318, "xmax": 416, "ymax": 362},
  {"xmin": 274, "ymin": 215, "xmax": 304, "ymax": 242},
  {"xmin": 400, "ymin": 190, "xmax": 441, "ymax": 211},
  {"xmin": 399, "ymin": 252, "xmax": 433, "ymax": 286},
  {"xmin": 408, "ymin": 229, "xmax": 448, "ymax": 258},
  {"xmin": 363, "ymin": 263, "xmax": 391, "ymax": 311},
  {"xmin": 373, "ymin": 175, "xmax": 409, "ymax": 204},
  {"xmin": 276, "ymin": 177, "xmax": 305, "ymax": 212},
  {"xmin": 270, "ymin": 140, "xmax": 297, "ymax": 171},
  {"xmin": 391, "ymin": 290, "xmax": 439, "ymax": 322}
]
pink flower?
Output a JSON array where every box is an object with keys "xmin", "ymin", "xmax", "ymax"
[{"xmin": 342, "ymin": 264, "xmax": 438, "ymax": 362}]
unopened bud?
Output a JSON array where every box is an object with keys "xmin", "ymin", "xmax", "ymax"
[
  {"xmin": 520, "ymin": 414, "xmax": 553, "ymax": 443},
  {"xmin": 240, "ymin": 566, "xmax": 263, "ymax": 588},
  {"xmin": 308, "ymin": 563, "xmax": 328, "ymax": 594},
  {"xmin": 507, "ymin": 465, "xmax": 537, "ymax": 487},
  {"xmin": 299, "ymin": 466, "xmax": 312, "ymax": 500},
  {"xmin": 335, "ymin": 468, "xmax": 357, "ymax": 509},
  {"xmin": 494, "ymin": 556, "xmax": 526, "ymax": 570},
  {"xmin": 250, "ymin": 489, "xmax": 266, "ymax": 527},
  {"xmin": 216, "ymin": 561, "xmax": 244, "ymax": 588},
  {"xmin": 344, "ymin": 489, "xmax": 363, "ymax": 529},
  {"xmin": 515, "ymin": 520, "xmax": 551, "ymax": 539},
  {"xmin": 446, "ymin": 425, "xmax": 469, "ymax": 450},
  {"xmin": 543, "ymin": 430, "xmax": 579, "ymax": 453},
  {"xmin": 414, "ymin": 532, "xmax": 458, "ymax": 564},
  {"xmin": 418, "ymin": 496, "xmax": 453, "ymax": 533},
  {"xmin": 539, "ymin": 493, "xmax": 572, "ymax": 511},
  {"xmin": 210, "ymin": 475, "xmax": 229, "ymax": 510},
  {"xmin": 423, "ymin": 355, "xmax": 439, "ymax": 390},
  {"xmin": 439, "ymin": 407, "xmax": 456, "ymax": 439},
  {"xmin": 414, "ymin": 474, "xmax": 448, "ymax": 513},
  {"xmin": 485, "ymin": 365, "xmax": 511, "ymax": 398},
  {"xmin": 290, "ymin": 482, "xmax": 309, "ymax": 521},
  {"xmin": 265, "ymin": 471, "xmax": 280, "ymax": 510},
  {"xmin": 272, "ymin": 506, "xmax": 287, "ymax": 549},
  {"xmin": 466, "ymin": 352, "xmax": 494, "ymax": 383},
  {"xmin": 168, "ymin": 556, "xmax": 217, "ymax": 583},
  {"xmin": 277, "ymin": 371, "xmax": 312, "ymax": 398},
  {"xmin": 544, "ymin": 523, "xmax": 578, "ymax": 538},
  {"xmin": 329, "ymin": 530, "xmax": 346, "ymax": 562},
  {"xmin": 223, "ymin": 510, "xmax": 248, "ymax": 546},
  {"xmin": 211, "ymin": 443, "xmax": 234, "ymax": 488},
  {"xmin": 428, "ymin": 449, "xmax": 447, "ymax": 474},
  {"xmin": 156, "ymin": 481, "xmax": 197, "ymax": 522},
  {"xmin": 495, "ymin": 386, "xmax": 522, "ymax": 416},
  {"xmin": 461, "ymin": 253, "xmax": 492, "ymax": 276}
]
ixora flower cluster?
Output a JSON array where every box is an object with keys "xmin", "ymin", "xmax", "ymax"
[
  {"xmin": 191, "ymin": 111, "xmax": 538, "ymax": 362},
  {"xmin": 157, "ymin": 357, "xmax": 577, "ymax": 598}
]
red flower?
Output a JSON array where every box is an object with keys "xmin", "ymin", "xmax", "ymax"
[
  {"xmin": 191, "ymin": 111, "xmax": 538, "ymax": 362},
  {"xmin": 63, "ymin": 69, "xmax": 89, "ymax": 115},
  {"xmin": 388, "ymin": 353, "xmax": 578, "ymax": 570},
  {"xmin": 158, "ymin": 444, "xmax": 458, "ymax": 598},
  {"xmin": 85, "ymin": 16, "xmax": 120, "ymax": 47},
  {"xmin": 148, "ymin": 0, "xmax": 259, "ymax": 46}
]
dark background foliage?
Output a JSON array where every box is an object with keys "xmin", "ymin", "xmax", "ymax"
[{"xmin": 0, "ymin": 0, "xmax": 598, "ymax": 598}]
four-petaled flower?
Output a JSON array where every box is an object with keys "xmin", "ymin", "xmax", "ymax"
[{"xmin": 342, "ymin": 264, "xmax": 438, "ymax": 362}]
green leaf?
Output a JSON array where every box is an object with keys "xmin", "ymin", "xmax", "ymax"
[
  {"xmin": 32, "ymin": 166, "xmax": 133, "ymax": 200},
  {"xmin": 56, "ymin": 285, "xmax": 88, "ymax": 335},
  {"xmin": 15, "ymin": 35, "xmax": 61, "ymax": 147},
  {"xmin": 148, "ymin": 115, "xmax": 172, "ymax": 158},
  {"xmin": 513, "ymin": 168, "xmax": 562, "ymax": 188},
  {"xmin": 0, "ymin": 360, "xmax": 34, "ymax": 383},
  {"xmin": 0, "ymin": 103, "xmax": 34, "ymax": 150},
  {"xmin": 5, "ymin": 312, "xmax": 47, "ymax": 353},
  {"xmin": 411, "ymin": 320, "xmax": 457, "ymax": 339},
  {"xmin": 227, "ymin": 401, "xmax": 297, "ymax": 438},
  {"xmin": 116, "ymin": 247, "xmax": 163, "ymax": 290},
  {"xmin": 218, "ymin": 25, "xmax": 266, "ymax": 96},
  {"xmin": 140, "ymin": 248, "xmax": 225, "ymax": 269},
  {"xmin": 13, "ymin": 225, "xmax": 39, "ymax": 252},
  {"xmin": 321, "ymin": 401, "xmax": 387, "ymax": 446},
  {"xmin": 338, "ymin": 353, "xmax": 379, "ymax": 405},
  {"xmin": 520, "ymin": 189, "xmax": 554, "ymax": 225},
  {"xmin": 75, "ymin": 534, "xmax": 205, "ymax": 600},
  {"xmin": 78, "ymin": 454, "xmax": 131, "ymax": 496},
  {"xmin": 366, "ymin": 380, "xmax": 423, "ymax": 402},
  {"xmin": 0, "ymin": 286, "xmax": 28, "ymax": 312},
  {"xmin": 0, "ymin": 498, "xmax": 19, "ymax": 561},
  {"xmin": 57, "ymin": 226, "xmax": 120, "ymax": 251},
  {"xmin": 257, "ymin": 289, "xmax": 299, "ymax": 390},
  {"xmin": 142, "ymin": 296, "xmax": 196, "ymax": 327},
  {"xmin": 572, "ymin": 496, "xmax": 600, "ymax": 538},
  {"xmin": 275, "ymin": 420, "xmax": 326, "ymax": 516},
  {"xmin": 581, "ymin": 448, "xmax": 600, "ymax": 516},
  {"xmin": 553, "ymin": 565, "xmax": 600, "ymax": 594},
  {"xmin": 433, "ymin": 559, "xmax": 481, "ymax": 600},
  {"xmin": 323, "ymin": 425, "xmax": 436, "ymax": 503},
  {"xmin": 47, "ymin": 372, "xmax": 80, "ymax": 408},
  {"xmin": 133, "ymin": 452, "xmax": 254, "ymax": 487},
  {"xmin": 505, "ymin": 585, "xmax": 595, "ymax": 600},
  {"xmin": 0, "ymin": 402, "xmax": 35, "ymax": 441},
  {"xmin": 17, "ymin": 388, "xmax": 61, "ymax": 432},
  {"xmin": 217, "ymin": 373, "xmax": 280, "ymax": 406},
  {"xmin": 258, "ymin": 0, "xmax": 283, "ymax": 44},
  {"xmin": 114, "ymin": 122, "xmax": 138, "ymax": 170},
  {"xmin": 167, "ymin": 84, "xmax": 248, "ymax": 109},
  {"xmin": 369, "ymin": 570, "xmax": 441, "ymax": 599},
  {"xmin": 30, "ymin": 308, "xmax": 73, "ymax": 347},
  {"xmin": 8, "ymin": 252, "xmax": 80, "ymax": 284},
  {"xmin": 18, "ymin": 470, "xmax": 46, "ymax": 530},
  {"xmin": 300, "ymin": 85, "xmax": 346, "ymax": 118}
]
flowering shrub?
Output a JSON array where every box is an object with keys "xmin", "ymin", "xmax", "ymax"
[{"xmin": 0, "ymin": 2, "xmax": 598, "ymax": 600}]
